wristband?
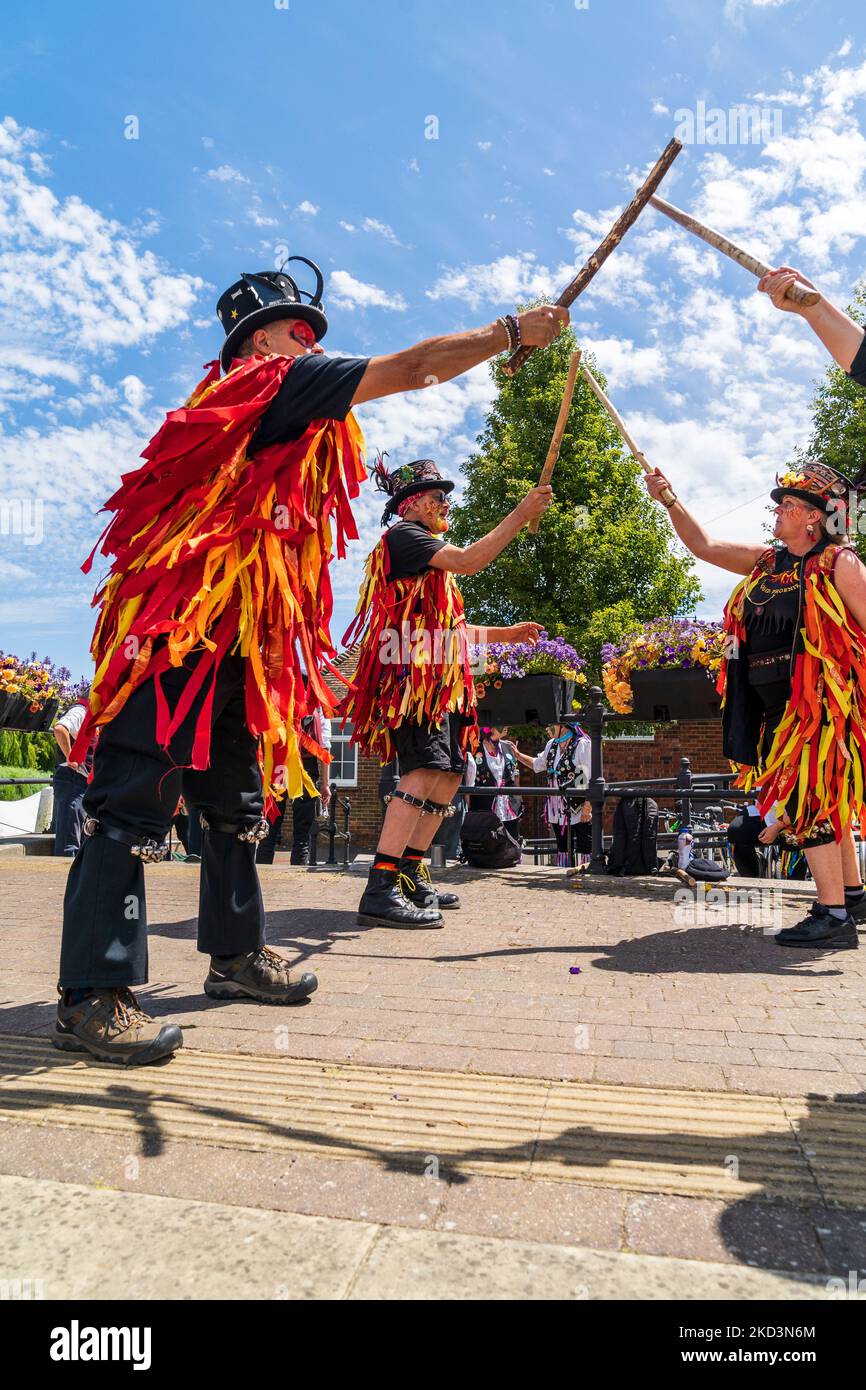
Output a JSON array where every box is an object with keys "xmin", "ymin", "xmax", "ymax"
[
  {"xmin": 505, "ymin": 313, "xmax": 521, "ymax": 349},
  {"xmin": 496, "ymin": 316, "xmax": 514, "ymax": 351}
]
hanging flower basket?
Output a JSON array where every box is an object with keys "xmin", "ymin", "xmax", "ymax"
[
  {"xmin": 628, "ymin": 667, "xmax": 721, "ymax": 722},
  {"xmin": 473, "ymin": 632, "xmax": 586, "ymax": 726},
  {"xmin": 601, "ymin": 618, "xmax": 725, "ymax": 720},
  {"xmin": 0, "ymin": 650, "xmax": 85, "ymax": 730},
  {"xmin": 475, "ymin": 673, "xmax": 576, "ymax": 726}
]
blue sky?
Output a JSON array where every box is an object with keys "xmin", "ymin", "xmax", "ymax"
[{"xmin": 1, "ymin": 0, "xmax": 865, "ymax": 677}]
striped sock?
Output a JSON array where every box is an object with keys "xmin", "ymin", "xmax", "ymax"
[
  {"xmin": 372, "ymin": 855, "xmax": 399, "ymax": 878},
  {"xmin": 844, "ymin": 885, "xmax": 864, "ymax": 905},
  {"xmin": 402, "ymin": 846, "xmax": 424, "ymax": 863}
]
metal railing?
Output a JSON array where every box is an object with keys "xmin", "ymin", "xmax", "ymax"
[{"xmin": 309, "ymin": 792, "xmax": 352, "ymax": 867}]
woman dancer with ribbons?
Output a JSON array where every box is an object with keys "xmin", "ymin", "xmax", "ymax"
[{"xmin": 644, "ymin": 459, "xmax": 866, "ymax": 950}]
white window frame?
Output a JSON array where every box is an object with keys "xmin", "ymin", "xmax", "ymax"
[{"xmin": 329, "ymin": 721, "xmax": 358, "ymax": 788}]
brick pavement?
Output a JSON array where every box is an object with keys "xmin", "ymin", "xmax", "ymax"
[
  {"xmin": 1, "ymin": 859, "xmax": 865, "ymax": 1094},
  {"xmin": 1, "ymin": 858, "xmax": 865, "ymax": 1290}
]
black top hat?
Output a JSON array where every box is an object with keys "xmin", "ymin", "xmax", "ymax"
[
  {"xmin": 216, "ymin": 256, "xmax": 328, "ymax": 372},
  {"xmin": 770, "ymin": 459, "xmax": 851, "ymax": 515},
  {"xmin": 372, "ymin": 455, "xmax": 455, "ymax": 526}
]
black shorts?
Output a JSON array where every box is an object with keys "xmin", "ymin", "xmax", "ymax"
[{"xmin": 393, "ymin": 712, "xmax": 469, "ymax": 775}]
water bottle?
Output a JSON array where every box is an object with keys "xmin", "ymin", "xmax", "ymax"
[{"xmin": 677, "ymin": 827, "xmax": 693, "ymax": 869}]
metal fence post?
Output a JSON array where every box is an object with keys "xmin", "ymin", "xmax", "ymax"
[
  {"xmin": 675, "ymin": 755, "xmax": 692, "ymax": 829},
  {"xmin": 585, "ymin": 685, "xmax": 607, "ymax": 874}
]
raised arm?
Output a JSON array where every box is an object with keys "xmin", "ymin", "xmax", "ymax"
[
  {"xmin": 644, "ymin": 469, "xmax": 767, "ymax": 576},
  {"xmin": 758, "ymin": 266, "xmax": 865, "ymax": 374},
  {"xmin": 350, "ymin": 306, "xmax": 568, "ymax": 406},
  {"xmin": 430, "ymin": 484, "xmax": 552, "ymax": 577}
]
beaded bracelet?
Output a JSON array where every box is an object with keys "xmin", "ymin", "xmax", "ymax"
[{"xmin": 505, "ymin": 313, "xmax": 521, "ymax": 349}]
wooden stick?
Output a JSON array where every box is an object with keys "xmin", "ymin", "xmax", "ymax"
[
  {"xmin": 580, "ymin": 362, "xmax": 677, "ymax": 506},
  {"xmin": 529, "ymin": 350, "xmax": 582, "ymax": 534},
  {"xmin": 649, "ymin": 194, "xmax": 820, "ymax": 307},
  {"xmin": 504, "ymin": 138, "xmax": 682, "ymax": 377}
]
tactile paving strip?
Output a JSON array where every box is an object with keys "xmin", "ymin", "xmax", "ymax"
[{"xmin": 1, "ymin": 1035, "xmax": 864, "ymax": 1206}]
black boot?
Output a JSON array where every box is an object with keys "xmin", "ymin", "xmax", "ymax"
[
  {"xmin": 290, "ymin": 847, "xmax": 310, "ymax": 866},
  {"xmin": 845, "ymin": 892, "xmax": 866, "ymax": 932},
  {"xmin": 775, "ymin": 905, "xmax": 859, "ymax": 949},
  {"xmin": 358, "ymin": 867, "xmax": 443, "ymax": 929},
  {"xmin": 398, "ymin": 856, "xmax": 460, "ymax": 911}
]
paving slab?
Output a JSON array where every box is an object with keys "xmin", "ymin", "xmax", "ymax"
[{"xmin": 0, "ymin": 1173, "xmax": 833, "ymax": 1301}]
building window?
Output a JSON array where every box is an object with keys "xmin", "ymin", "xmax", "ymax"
[{"xmin": 329, "ymin": 721, "xmax": 358, "ymax": 787}]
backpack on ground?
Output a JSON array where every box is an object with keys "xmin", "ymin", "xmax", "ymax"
[
  {"xmin": 459, "ymin": 810, "xmax": 522, "ymax": 869},
  {"xmin": 607, "ymin": 796, "xmax": 658, "ymax": 875}
]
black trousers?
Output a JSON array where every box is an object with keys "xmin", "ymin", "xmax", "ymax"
[
  {"xmin": 52, "ymin": 766, "xmax": 88, "ymax": 857},
  {"xmin": 59, "ymin": 653, "xmax": 265, "ymax": 989}
]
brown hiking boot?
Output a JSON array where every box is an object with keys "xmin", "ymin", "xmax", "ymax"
[
  {"xmin": 54, "ymin": 988, "xmax": 183, "ymax": 1066},
  {"xmin": 204, "ymin": 945, "xmax": 318, "ymax": 1004}
]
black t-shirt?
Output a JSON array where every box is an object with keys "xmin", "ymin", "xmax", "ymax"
[
  {"xmin": 384, "ymin": 520, "xmax": 446, "ymax": 580},
  {"xmin": 848, "ymin": 333, "xmax": 866, "ymax": 387},
  {"xmin": 744, "ymin": 547, "xmax": 801, "ymax": 712},
  {"xmin": 250, "ymin": 353, "xmax": 369, "ymax": 454},
  {"xmin": 744, "ymin": 547, "xmax": 800, "ymax": 653}
]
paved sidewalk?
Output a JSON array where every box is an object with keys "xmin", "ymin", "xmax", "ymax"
[
  {"xmin": 0, "ymin": 1175, "xmax": 830, "ymax": 1301},
  {"xmin": 0, "ymin": 858, "xmax": 864, "ymax": 1298},
  {"xmin": 2, "ymin": 859, "xmax": 863, "ymax": 1093}
]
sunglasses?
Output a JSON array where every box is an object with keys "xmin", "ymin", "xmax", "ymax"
[{"xmin": 289, "ymin": 321, "xmax": 317, "ymax": 348}]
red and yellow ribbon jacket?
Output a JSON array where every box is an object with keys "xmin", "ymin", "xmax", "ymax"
[
  {"xmin": 717, "ymin": 544, "xmax": 866, "ymax": 843},
  {"xmin": 339, "ymin": 534, "xmax": 477, "ymax": 764},
  {"xmin": 71, "ymin": 355, "xmax": 366, "ymax": 802}
]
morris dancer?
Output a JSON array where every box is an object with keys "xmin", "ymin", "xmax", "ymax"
[
  {"xmin": 342, "ymin": 458, "xmax": 552, "ymax": 928},
  {"xmin": 645, "ymin": 460, "xmax": 866, "ymax": 950},
  {"xmin": 56, "ymin": 264, "xmax": 569, "ymax": 1064},
  {"xmin": 758, "ymin": 266, "xmax": 866, "ymax": 384}
]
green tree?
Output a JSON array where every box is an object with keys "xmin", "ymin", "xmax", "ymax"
[{"xmin": 448, "ymin": 325, "xmax": 700, "ymax": 673}]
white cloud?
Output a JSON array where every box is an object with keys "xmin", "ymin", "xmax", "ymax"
[
  {"xmin": 206, "ymin": 164, "xmax": 248, "ymax": 183},
  {"xmin": 329, "ymin": 270, "xmax": 407, "ymax": 311},
  {"xmin": 725, "ymin": 0, "xmax": 793, "ymax": 22},
  {"xmin": 426, "ymin": 252, "xmax": 559, "ymax": 309},
  {"xmin": 339, "ymin": 216, "xmax": 402, "ymax": 244},
  {"xmin": 582, "ymin": 338, "xmax": 668, "ymax": 390},
  {"xmin": 296, "ymin": 199, "xmax": 319, "ymax": 216},
  {"xmin": 362, "ymin": 216, "xmax": 400, "ymax": 243},
  {"xmin": 477, "ymin": 141, "xmax": 492, "ymax": 151},
  {"xmin": 651, "ymin": 99, "xmax": 670, "ymax": 116},
  {"xmin": 0, "ymin": 118, "xmax": 203, "ymax": 379}
]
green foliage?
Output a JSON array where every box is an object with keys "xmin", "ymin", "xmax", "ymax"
[
  {"xmin": 0, "ymin": 730, "xmax": 22, "ymax": 767},
  {"xmin": 448, "ymin": 324, "xmax": 701, "ymax": 676},
  {"xmin": 0, "ymin": 765, "xmax": 49, "ymax": 801},
  {"xmin": 0, "ymin": 730, "xmax": 54, "ymax": 771}
]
